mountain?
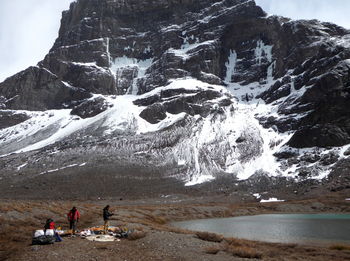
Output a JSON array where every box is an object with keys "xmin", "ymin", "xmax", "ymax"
[{"xmin": 0, "ymin": 0, "xmax": 349, "ymax": 200}]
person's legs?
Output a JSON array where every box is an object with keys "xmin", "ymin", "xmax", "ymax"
[
  {"xmin": 72, "ymin": 220, "xmax": 77, "ymax": 235},
  {"xmin": 103, "ymin": 220, "xmax": 109, "ymax": 234},
  {"xmin": 69, "ymin": 221, "xmax": 73, "ymax": 235}
]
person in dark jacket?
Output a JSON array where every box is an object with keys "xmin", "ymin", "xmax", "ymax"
[
  {"xmin": 103, "ymin": 205, "xmax": 114, "ymax": 234},
  {"xmin": 67, "ymin": 207, "xmax": 80, "ymax": 235}
]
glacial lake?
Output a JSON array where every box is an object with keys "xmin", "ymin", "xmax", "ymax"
[{"xmin": 172, "ymin": 214, "xmax": 350, "ymax": 245}]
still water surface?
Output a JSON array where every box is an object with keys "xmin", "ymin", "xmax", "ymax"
[{"xmin": 172, "ymin": 214, "xmax": 350, "ymax": 245}]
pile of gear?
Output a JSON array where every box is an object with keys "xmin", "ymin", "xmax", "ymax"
[
  {"xmin": 31, "ymin": 205, "xmax": 135, "ymax": 245},
  {"xmin": 80, "ymin": 226, "xmax": 133, "ymax": 242},
  {"xmin": 32, "ymin": 219, "xmax": 64, "ymax": 245}
]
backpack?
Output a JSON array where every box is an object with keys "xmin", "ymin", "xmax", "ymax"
[{"xmin": 32, "ymin": 235, "xmax": 56, "ymax": 245}]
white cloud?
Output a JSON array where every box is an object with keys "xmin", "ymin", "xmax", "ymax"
[
  {"xmin": 0, "ymin": 0, "xmax": 74, "ymax": 82},
  {"xmin": 256, "ymin": 0, "xmax": 350, "ymax": 29}
]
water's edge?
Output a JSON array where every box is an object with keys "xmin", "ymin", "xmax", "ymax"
[{"xmin": 171, "ymin": 214, "xmax": 350, "ymax": 246}]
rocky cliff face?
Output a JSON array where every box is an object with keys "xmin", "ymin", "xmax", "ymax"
[{"xmin": 0, "ymin": 0, "xmax": 349, "ymax": 199}]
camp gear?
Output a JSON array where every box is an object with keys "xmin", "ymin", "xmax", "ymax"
[
  {"xmin": 116, "ymin": 227, "xmax": 133, "ymax": 238},
  {"xmin": 79, "ymin": 229, "xmax": 92, "ymax": 237},
  {"xmin": 85, "ymin": 235, "xmax": 116, "ymax": 242},
  {"xmin": 54, "ymin": 233, "xmax": 63, "ymax": 242},
  {"xmin": 34, "ymin": 230, "xmax": 45, "ymax": 238},
  {"xmin": 44, "ymin": 229, "xmax": 55, "ymax": 236},
  {"xmin": 32, "ymin": 235, "xmax": 56, "ymax": 245}
]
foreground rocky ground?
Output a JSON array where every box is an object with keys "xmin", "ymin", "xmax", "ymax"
[{"xmin": 1, "ymin": 192, "xmax": 350, "ymax": 261}]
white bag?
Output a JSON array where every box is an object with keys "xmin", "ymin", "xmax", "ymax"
[
  {"xmin": 34, "ymin": 230, "xmax": 45, "ymax": 238},
  {"xmin": 44, "ymin": 229, "xmax": 55, "ymax": 236}
]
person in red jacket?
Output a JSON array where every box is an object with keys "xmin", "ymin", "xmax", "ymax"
[
  {"xmin": 44, "ymin": 218, "xmax": 55, "ymax": 233},
  {"xmin": 43, "ymin": 218, "xmax": 63, "ymax": 242},
  {"xmin": 67, "ymin": 206, "xmax": 80, "ymax": 235}
]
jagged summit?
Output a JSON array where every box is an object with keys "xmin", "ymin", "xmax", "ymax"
[{"xmin": 0, "ymin": 0, "xmax": 349, "ymax": 199}]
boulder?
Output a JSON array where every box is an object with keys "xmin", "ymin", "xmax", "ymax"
[
  {"xmin": 71, "ymin": 97, "xmax": 112, "ymax": 118},
  {"xmin": 0, "ymin": 111, "xmax": 30, "ymax": 130},
  {"xmin": 139, "ymin": 103, "xmax": 167, "ymax": 124}
]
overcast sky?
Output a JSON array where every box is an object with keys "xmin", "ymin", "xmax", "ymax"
[
  {"xmin": 0, "ymin": 0, "xmax": 349, "ymax": 82},
  {"xmin": 0, "ymin": 0, "xmax": 74, "ymax": 82},
  {"xmin": 256, "ymin": 0, "xmax": 350, "ymax": 28}
]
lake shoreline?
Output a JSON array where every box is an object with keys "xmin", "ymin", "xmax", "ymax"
[
  {"xmin": 1, "ymin": 195, "xmax": 350, "ymax": 260},
  {"xmin": 171, "ymin": 213, "xmax": 350, "ymax": 246}
]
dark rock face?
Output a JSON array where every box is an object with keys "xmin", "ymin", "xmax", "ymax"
[
  {"xmin": 258, "ymin": 81, "xmax": 291, "ymax": 104},
  {"xmin": 288, "ymin": 124, "xmax": 350, "ymax": 148},
  {"xmin": 0, "ymin": 111, "xmax": 30, "ymax": 130},
  {"xmin": 0, "ymin": 66, "xmax": 91, "ymax": 110},
  {"xmin": 139, "ymin": 104, "xmax": 167, "ymax": 124},
  {"xmin": 327, "ymin": 158, "xmax": 350, "ymax": 192},
  {"xmin": 218, "ymin": 13, "xmax": 350, "ymax": 148},
  {"xmin": 320, "ymin": 152, "xmax": 339, "ymax": 166},
  {"xmin": 286, "ymin": 61, "xmax": 350, "ymax": 148},
  {"xmin": 136, "ymin": 88, "xmax": 229, "ymax": 123},
  {"xmin": 46, "ymin": 0, "xmax": 266, "ymax": 95},
  {"xmin": 344, "ymin": 147, "xmax": 350, "ymax": 156},
  {"xmin": 71, "ymin": 96, "xmax": 112, "ymax": 118}
]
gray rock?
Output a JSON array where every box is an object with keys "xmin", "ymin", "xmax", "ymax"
[
  {"xmin": 71, "ymin": 97, "xmax": 112, "ymax": 118},
  {"xmin": 0, "ymin": 66, "xmax": 91, "ymax": 110},
  {"xmin": 344, "ymin": 147, "xmax": 350, "ymax": 156},
  {"xmin": 139, "ymin": 104, "xmax": 167, "ymax": 124},
  {"xmin": 288, "ymin": 124, "xmax": 350, "ymax": 148},
  {"xmin": 0, "ymin": 111, "xmax": 30, "ymax": 130},
  {"xmin": 320, "ymin": 152, "xmax": 339, "ymax": 166}
]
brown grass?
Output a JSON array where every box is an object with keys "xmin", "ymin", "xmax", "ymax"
[
  {"xmin": 204, "ymin": 246, "xmax": 221, "ymax": 254},
  {"xmin": 164, "ymin": 226, "xmax": 193, "ymax": 234},
  {"xmin": 128, "ymin": 231, "xmax": 147, "ymax": 240},
  {"xmin": 2, "ymin": 199, "xmax": 350, "ymax": 261},
  {"xmin": 224, "ymin": 237, "xmax": 256, "ymax": 247},
  {"xmin": 219, "ymin": 237, "xmax": 263, "ymax": 259},
  {"xmin": 227, "ymin": 245, "xmax": 262, "ymax": 259},
  {"xmin": 196, "ymin": 231, "xmax": 224, "ymax": 242},
  {"xmin": 0, "ymin": 200, "xmax": 102, "ymax": 260},
  {"xmin": 144, "ymin": 214, "xmax": 167, "ymax": 225},
  {"xmin": 329, "ymin": 244, "xmax": 350, "ymax": 251}
]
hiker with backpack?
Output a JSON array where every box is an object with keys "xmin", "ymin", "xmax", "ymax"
[
  {"xmin": 67, "ymin": 206, "xmax": 80, "ymax": 235},
  {"xmin": 103, "ymin": 205, "xmax": 114, "ymax": 234}
]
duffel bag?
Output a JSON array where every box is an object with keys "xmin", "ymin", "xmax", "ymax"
[{"xmin": 32, "ymin": 235, "xmax": 56, "ymax": 245}]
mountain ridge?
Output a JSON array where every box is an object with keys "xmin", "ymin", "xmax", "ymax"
[{"xmin": 0, "ymin": 0, "xmax": 349, "ymax": 199}]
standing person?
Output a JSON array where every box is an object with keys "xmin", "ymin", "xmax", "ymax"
[
  {"xmin": 67, "ymin": 206, "xmax": 80, "ymax": 235},
  {"xmin": 103, "ymin": 205, "xmax": 114, "ymax": 234}
]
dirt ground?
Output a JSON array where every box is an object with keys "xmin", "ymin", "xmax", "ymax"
[{"xmin": 1, "ymin": 194, "xmax": 350, "ymax": 261}]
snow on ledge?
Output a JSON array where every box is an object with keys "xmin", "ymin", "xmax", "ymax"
[
  {"xmin": 253, "ymin": 193, "xmax": 261, "ymax": 199},
  {"xmin": 260, "ymin": 198, "xmax": 285, "ymax": 203},
  {"xmin": 185, "ymin": 174, "xmax": 215, "ymax": 186}
]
